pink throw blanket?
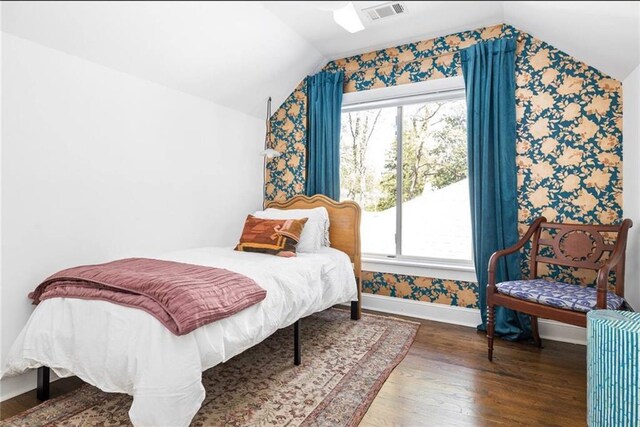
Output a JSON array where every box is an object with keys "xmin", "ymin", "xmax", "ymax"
[{"xmin": 29, "ymin": 258, "xmax": 267, "ymax": 335}]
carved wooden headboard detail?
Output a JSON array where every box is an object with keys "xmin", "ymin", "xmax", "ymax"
[{"xmin": 265, "ymin": 194, "xmax": 362, "ymax": 319}]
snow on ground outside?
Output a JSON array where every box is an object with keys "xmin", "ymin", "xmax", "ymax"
[{"xmin": 361, "ymin": 179, "xmax": 472, "ymax": 260}]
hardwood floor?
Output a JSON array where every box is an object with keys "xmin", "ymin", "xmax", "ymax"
[
  {"xmin": 360, "ymin": 314, "xmax": 586, "ymax": 426},
  {"xmin": 0, "ymin": 313, "xmax": 586, "ymax": 426}
]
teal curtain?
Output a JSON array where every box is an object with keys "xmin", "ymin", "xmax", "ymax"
[
  {"xmin": 461, "ymin": 38, "xmax": 531, "ymax": 341},
  {"xmin": 306, "ymin": 71, "xmax": 344, "ymax": 200}
]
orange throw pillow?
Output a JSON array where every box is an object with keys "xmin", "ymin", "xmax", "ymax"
[{"xmin": 235, "ymin": 215, "xmax": 308, "ymax": 257}]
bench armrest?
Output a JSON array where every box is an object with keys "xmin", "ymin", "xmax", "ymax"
[
  {"xmin": 487, "ymin": 217, "xmax": 547, "ymax": 291},
  {"xmin": 595, "ymin": 219, "xmax": 633, "ymax": 308}
]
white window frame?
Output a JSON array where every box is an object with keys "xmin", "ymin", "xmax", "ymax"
[{"xmin": 341, "ymin": 77, "xmax": 477, "ymax": 282}]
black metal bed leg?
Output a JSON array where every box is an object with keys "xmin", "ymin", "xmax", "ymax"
[
  {"xmin": 294, "ymin": 320, "xmax": 301, "ymax": 366},
  {"xmin": 37, "ymin": 366, "xmax": 50, "ymax": 401},
  {"xmin": 351, "ymin": 300, "xmax": 361, "ymax": 320}
]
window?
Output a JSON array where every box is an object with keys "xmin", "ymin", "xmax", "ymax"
[{"xmin": 339, "ymin": 80, "xmax": 472, "ymax": 264}]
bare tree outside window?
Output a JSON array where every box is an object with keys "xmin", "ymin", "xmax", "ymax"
[
  {"xmin": 340, "ymin": 109, "xmax": 382, "ymax": 209},
  {"xmin": 339, "ymin": 95, "xmax": 472, "ymax": 261}
]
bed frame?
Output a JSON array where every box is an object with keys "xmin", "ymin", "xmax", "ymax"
[{"xmin": 36, "ymin": 194, "xmax": 362, "ymax": 401}]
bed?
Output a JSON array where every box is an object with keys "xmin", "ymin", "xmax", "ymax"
[{"xmin": 1, "ymin": 195, "xmax": 362, "ymax": 427}]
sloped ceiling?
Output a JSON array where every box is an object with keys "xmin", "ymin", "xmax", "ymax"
[
  {"xmin": 2, "ymin": 1, "xmax": 639, "ymax": 118},
  {"xmin": 1, "ymin": 1, "xmax": 327, "ymax": 119}
]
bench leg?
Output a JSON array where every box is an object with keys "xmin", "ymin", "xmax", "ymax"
[
  {"xmin": 37, "ymin": 366, "xmax": 50, "ymax": 401},
  {"xmin": 531, "ymin": 315, "xmax": 543, "ymax": 348},
  {"xmin": 294, "ymin": 320, "xmax": 301, "ymax": 366},
  {"xmin": 487, "ymin": 305, "xmax": 495, "ymax": 362}
]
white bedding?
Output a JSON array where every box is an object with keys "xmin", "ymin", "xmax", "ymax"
[{"xmin": 1, "ymin": 246, "xmax": 358, "ymax": 426}]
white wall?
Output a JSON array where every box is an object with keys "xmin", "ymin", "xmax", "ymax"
[
  {"xmin": 624, "ymin": 64, "xmax": 640, "ymax": 310},
  {"xmin": 0, "ymin": 33, "xmax": 264, "ymax": 400}
]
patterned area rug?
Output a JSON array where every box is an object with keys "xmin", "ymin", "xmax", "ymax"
[{"xmin": 2, "ymin": 309, "xmax": 419, "ymax": 426}]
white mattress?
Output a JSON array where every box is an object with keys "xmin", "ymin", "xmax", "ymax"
[{"xmin": 1, "ymin": 246, "xmax": 358, "ymax": 426}]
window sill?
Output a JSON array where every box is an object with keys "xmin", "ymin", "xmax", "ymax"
[{"xmin": 362, "ymin": 256, "xmax": 477, "ymax": 283}]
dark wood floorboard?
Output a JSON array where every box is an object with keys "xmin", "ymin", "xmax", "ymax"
[
  {"xmin": 0, "ymin": 311, "xmax": 586, "ymax": 426},
  {"xmin": 0, "ymin": 376, "xmax": 84, "ymax": 421},
  {"xmin": 359, "ymin": 311, "xmax": 586, "ymax": 427}
]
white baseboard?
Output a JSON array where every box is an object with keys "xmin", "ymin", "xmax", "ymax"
[
  {"xmin": 537, "ymin": 318, "xmax": 586, "ymax": 345},
  {"xmin": 358, "ymin": 293, "xmax": 586, "ymax": 345},
  {"xmin": 359, "ymin": 293, "xmax": 481, "ymax": 327}
]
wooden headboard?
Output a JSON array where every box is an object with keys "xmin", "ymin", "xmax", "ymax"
[{"xmin": 265, "ymin": 194, "xmax": 362, "ymax": 319}]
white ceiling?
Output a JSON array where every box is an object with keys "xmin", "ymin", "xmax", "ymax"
[
  {"xmin": 2, "ymin": 1, "xmax": 639, "ymax": 118},
  {"xmin": 264, "ymin": 1, "xmax": 640, "ymax": 80},
  {"xmin": 264, "ymin": 1, "xmax": 505, "ymax": 60},
  {"xmin": 1, "ymin": 1, "xmax": 327, "ymax": 119}
]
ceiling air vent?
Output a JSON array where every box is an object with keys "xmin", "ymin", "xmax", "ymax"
[{"xmin": 363, "ymin": 2, "xmax": 406, "ymax": 21}]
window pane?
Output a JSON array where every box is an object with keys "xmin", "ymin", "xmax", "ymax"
[
  {"xmin": 400, "ymin": 99, "xmax": 472, "ymax": 261},
  {"xmin": 340, "ymin": 107, "xmax": 397, "ymax": 256}
]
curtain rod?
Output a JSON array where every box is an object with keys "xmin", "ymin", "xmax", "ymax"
[{"xmin": 338, "ymin": 34, "xmax": 525, "ymax": 78}]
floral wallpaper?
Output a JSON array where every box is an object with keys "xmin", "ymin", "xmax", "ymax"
[
  {"xmin": 363, "ymin": 271, "xmax": 479, "ymax": 308},
  {"xmin": 265, "ymin": 23, "xmax": 623, "ymax": 308},
  {"xmin": 264, "ymin": 81, "xmax": 307, "ymax": 203},
  {"xmin": 514, "ymin": 32, "xmax": 623, "ymax": 286},
  {"xmin": 323, "ymin": 24, "xmax": 510, "ymax": 92}
]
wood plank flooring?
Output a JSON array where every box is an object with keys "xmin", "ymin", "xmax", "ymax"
[
  {"xmin": 0, "ymin": 312, "xmax": 586, "ymax": 426},
  {"xmin": 360, "ymin": 315, "xmax": 586, "ymax": 426}
]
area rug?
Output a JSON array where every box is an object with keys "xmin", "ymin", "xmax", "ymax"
[{"xmin": 2, "ymin": 309, "xmax": 419, "ymax": 426}]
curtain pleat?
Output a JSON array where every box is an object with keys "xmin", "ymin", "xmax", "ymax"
[
  {"xmin": 461, "ymin": 38, "xmax": 531, "ymax": 341},
  {"xmin": 305, "ymin": 71, "xmax": 344, "ymax": 201}
]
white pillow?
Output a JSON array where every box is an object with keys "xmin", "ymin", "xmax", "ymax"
[
  {"xmin": 264, "ymin": 207, "xmax": 330, "ymax": 247},
  {"xmin": 262, "ymin": 207, "xmax": 330, "ymax": 247},
  {"xmin": 254, "ymin": 207, "xmax": 330, "ymax": 253}
]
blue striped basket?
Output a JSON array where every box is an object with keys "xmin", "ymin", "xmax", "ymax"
[{"xmin": 588, "ymin": 310, "xmax": 640, "ymax": 426}]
